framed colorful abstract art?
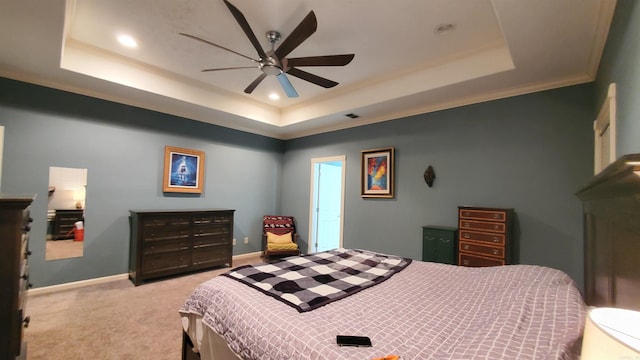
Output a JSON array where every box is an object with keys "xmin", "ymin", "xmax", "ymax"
[
  {"xmin": 361, "ymin": 147, "xmax": 394, "ymax": 198},
  {"xmin": 162, "ymin": 146, "xmax": 205, "ymax": 193}
]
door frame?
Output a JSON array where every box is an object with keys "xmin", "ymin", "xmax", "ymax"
[
  {"xmin": 308, "ymin": 155, "xmax": 346, "ymax": 253},
  {"xmin": 594, "ymin": 83, "xmax": 616, "ymax": 174}
]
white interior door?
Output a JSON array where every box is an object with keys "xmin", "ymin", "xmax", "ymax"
[
  {"xmin": 309, "ymin": 156, "xmax": 345, "ymax": 253},
  {"xmin": 594, "ymin": 83, "xmax": 616, "ymax": 174}
]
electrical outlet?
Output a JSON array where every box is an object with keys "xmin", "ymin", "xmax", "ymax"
[
  {"xmin": 244, "ymin": 237, "xmax": 249, "ymax": 244},
  {"xmin": 232, "ymin": 238, "xmax": 236, "ymax": 246}
]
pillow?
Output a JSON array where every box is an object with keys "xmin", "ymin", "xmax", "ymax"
[
  {"xmin": 266, "ymin": 231, "xmax": 293, "ymax": 244},
  {"xmin": 267, "ymin": 242, "xmax": 299, "ymax": 251}
]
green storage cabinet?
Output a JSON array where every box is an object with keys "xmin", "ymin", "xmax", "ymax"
[{"xmin": 422, "ymin": 226, "xmax": 457, "ymax": 265}]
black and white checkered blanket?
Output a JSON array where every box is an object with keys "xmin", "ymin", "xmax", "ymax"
[{"xmin": 222, "ymin": 248, "xmax": 412, "ymax": 312}]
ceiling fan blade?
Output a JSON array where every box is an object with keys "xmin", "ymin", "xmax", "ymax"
[
  {"xmin": 202, "ymin": 66, "xmax": 257, "ymax": 72},
  {"xmin": 276, "ymin": 73, "xmax": 299, "ymax": 98},
  {"xmin": 285, "ymin": 54, "xmax": 355, "ymax": 68},
  {"xmin": 275, "ymin": 11, "xmax": 317, "ymax": 59},
  {"xmin": 286, "ymin": 67, "xmax": 338, "ymax": 88},
  {"xmin": 179, "ymin": 33, "xmax": 258, "ymax": 62},
  {"xmin": 244, "ymin": 73, "xmax": 267, "ymax": 94},
  {"xmin": 223, "ymin": 0, "xmax": 267, "ymax": 60}
]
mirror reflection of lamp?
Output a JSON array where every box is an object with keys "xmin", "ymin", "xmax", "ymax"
[{"xmin": 73, "ymin": 188, "xmax": 85, "ymax": 209}]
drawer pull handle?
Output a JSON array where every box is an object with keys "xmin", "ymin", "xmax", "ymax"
[
  {"xmin": 493, "ymin": 237, "xmax": 499, "ymax": 242},
  {"xmin": 463, "ymin": 260, "xmax": 469, "ymax": 265},
  {"xmin": 493, "ymin": 214, "xmax": 501, "ymax": 219},
  {"xmin": 463, "ymin": 244, "xmax": 469, "ymax": 250},
  {"xmin": 441, "ymin": 238, "xmax": 450, "ymax": 243},
  {"xmin": 23, "ymin": 316, "xmax": 31, "ymax": 328},
  {"xmin": 463, "ymin": 234, "xmax": 470, "ymax": 239},
  {"xmin": 493, "ymin": 249, "xmax": 499, "ymax": 255},
  {"xmin": 493, "ymin": 225, "xmax": 499, "ymax": 230}
]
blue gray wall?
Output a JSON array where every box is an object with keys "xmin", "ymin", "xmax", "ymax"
[
  {"xmin": 283, "ymin": 85, "xmax": 595, "ymax": 291},
  {"xmin": 0, "ymin": 78, "xmax": 283, "ymax": 287},
  {"xmin": 595, "ymin": 0, "xmax": 640, "ymax": 156},
  {"xmin": 1, "ymin": 77, "xmax": 595, "ymax": 290}
]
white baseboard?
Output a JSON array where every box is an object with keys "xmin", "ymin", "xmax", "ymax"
[
  {"xmin": 28, "ymin": 252, "xmax": 263, "ymax": 296},
  {"xmin": 233, "ymin": 251, "xmax": 262, "ymax": 260},
  {"xmin": 28, "ymin": 273, "xmax": 129, "ymax": 296}
]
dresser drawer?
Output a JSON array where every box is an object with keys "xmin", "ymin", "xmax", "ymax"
[
  {"xmin": 459, "ymin": 219, "xmax": 505, "ymax": 233},
  {"xmin": 141, "ymin": 251, "xmax": 191, "ymax": 275},
  {"xmin": 15, "ymin": 309, "xmax": 26, "ymax": 357},
  {"xmin": 459, "ymin": 241, "xmax": 504, "ymax": 258},
  {"xmin": 193, "ymin": 226, "xmax": 231, "ymax": 247},
  {"xmin": 21, "ymin": 233, "xmax": 29, "ymax": 260},
  {"xmin": 459, "ymin": 230, "xmax": 505, "ymax": 245},
  {"xmin": 192, "ymin": 246, "xmax": 231, "ymax": 268},
  {"xmin": 459, "ymin": 253, "xmax": 505, "ymax": 267},
  {"xmin": 192, "ymin": 214, "xmax": 232, "ymax": 225},
  {"xmin": 142, "ymin": 239, "xmax": 190, "ymax": 255},
  {"xmin": 459, "ymin": 209, "xmax": 506, "ymax": 222},
  {"xmin": 143, "ymin": 229, "xmax": 190, "ymax": 243},
  {"xmin": 142, "ymin": 215, "xmax": 190, "ymax": 229},
  {"xmin": 18, "ymin": 265, "xmax": 29, "ymax": 312}
]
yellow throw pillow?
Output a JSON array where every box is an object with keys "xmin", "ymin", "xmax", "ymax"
[
  {"xmin": 267, "ymin": 232, "xmax": 293, "ymax": 244},
  {"xmin": 267, "ymin": 242, "xmax": 299, "ymax": 251}
]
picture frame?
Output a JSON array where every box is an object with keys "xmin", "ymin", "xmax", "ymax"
[
  {"xmin": 162, "ymin": 146, "xmax": 205, "ymax": 193},
  {"xmin": 361, "ymin": 147, "xmax": 395, "ymax": 198}
]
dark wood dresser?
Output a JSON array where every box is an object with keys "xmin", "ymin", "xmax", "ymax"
[
  {"xmin": 0, "ymin": 195, "xmax": 34, "ymax": 360},
  {"xmin": 576, "ymin": 154, "xmax": 640, "ymax": 309},
  {"xmin": 422, "ymin": 226, "xmax": 457, "ymax": 265},
  {"xmin": 129, "ymin": 209, "xmax": 235, "ymax": 285},
  {"xmin": 52, "ymin": 209, "xmax": 83, "ymax": 240},
  {"xmin": 458, "ymin": 206, "xmax": 513, "ymax": 267}
]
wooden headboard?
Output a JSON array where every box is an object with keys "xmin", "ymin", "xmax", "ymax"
[{"xmin": 576, "ymin": 153, "xmax": 640, "ymax": 310}]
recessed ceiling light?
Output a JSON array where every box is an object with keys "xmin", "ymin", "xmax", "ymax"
[
  {"xmin": 269, "ymin": 93, "xmax": 280, "ymax": 100},
  {"xmin": 117, "ymin": 34, "xmax": 138, "ymax": 48}
]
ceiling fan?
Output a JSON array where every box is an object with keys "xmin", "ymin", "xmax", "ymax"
[{"xmin": 180, "ymin": 0, "xmax": 355, "ymax": 98}]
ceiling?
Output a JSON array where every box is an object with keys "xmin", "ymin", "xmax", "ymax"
[{"xmin": 0, "ymin": 0, "xmax": 617, "ymax": 139}]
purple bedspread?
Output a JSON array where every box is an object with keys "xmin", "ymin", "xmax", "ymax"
[{"xmin": 180, "ymin": 249, "xmax": 586, "ymax": 360}]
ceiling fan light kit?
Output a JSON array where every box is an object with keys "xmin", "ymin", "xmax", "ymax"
[{"xmin": 179, "ymin": 0, "xmax": 355, "ymax": 98}]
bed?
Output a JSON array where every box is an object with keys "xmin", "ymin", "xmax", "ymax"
[
  {"xmin": 180, "ymin": 248, "xmax": 586, "ymax": 360},
  {"xmin": 180, "ymin": 154, "xmax": 640, "ymax": 360}
]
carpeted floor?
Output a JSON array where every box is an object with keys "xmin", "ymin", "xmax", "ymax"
[
  {"xmin": 45, "ymin": 239, "xmax": 83, "ymax": 260},
  {"xmin": 25, "ymin": 255, "xmax": 262, "ymax": 360}
]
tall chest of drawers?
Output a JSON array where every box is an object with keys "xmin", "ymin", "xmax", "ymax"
[
  {"xmin": 458, "ymin": 206, "xmax": 513, "ymax": 267},
  {"xmin": 129, "ymin": 209, "xmax": 234, "ymax": 285},
  {"xmin": 0, "ymin": 195, "xmax": 34, "ymax": 360}
]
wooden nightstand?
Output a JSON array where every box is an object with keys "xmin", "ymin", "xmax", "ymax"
[{"xmin": 422, "ymin": 226, "xmax": 457, "ymax": 265}]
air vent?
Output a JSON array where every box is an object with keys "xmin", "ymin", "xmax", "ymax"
[{"xmin": 345, "ymin": 113, "xmax": 360, "ymax": 119}]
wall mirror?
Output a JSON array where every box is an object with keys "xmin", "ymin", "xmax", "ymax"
[{"xmin": 45, "ymin": 166, "xmax": 87, "ymax": 260}]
